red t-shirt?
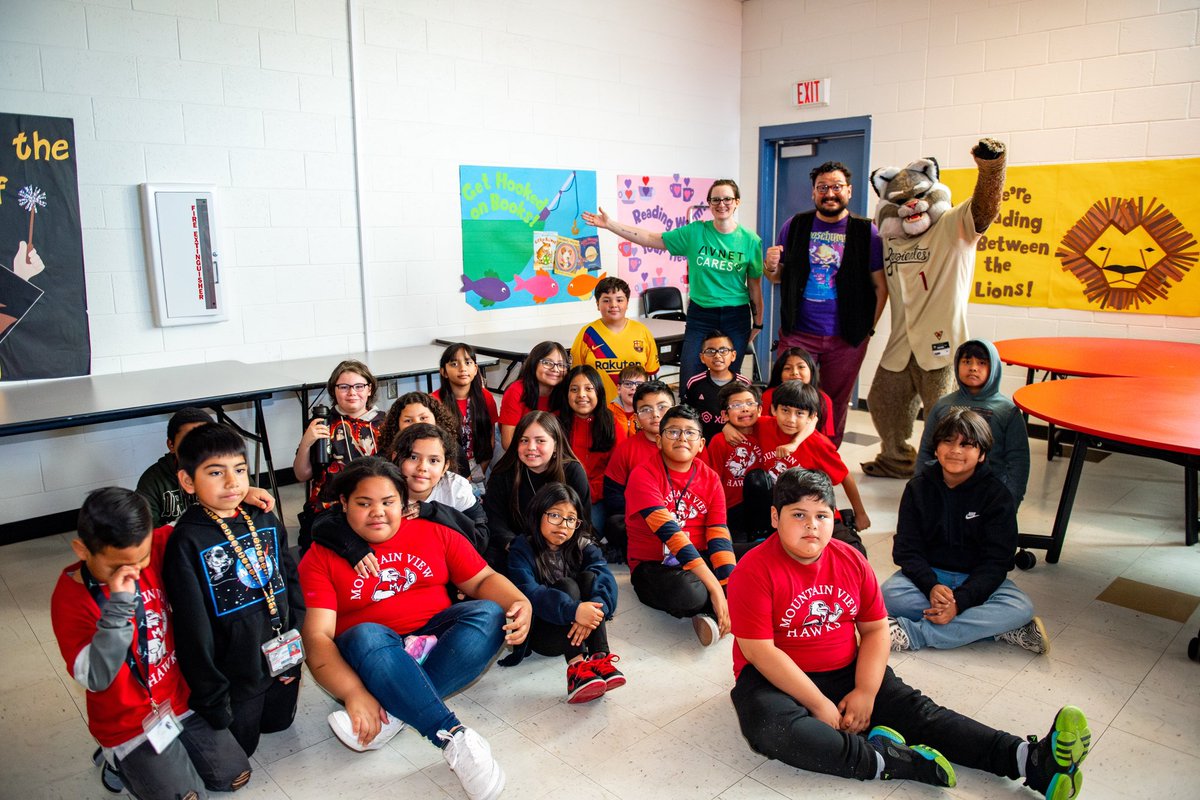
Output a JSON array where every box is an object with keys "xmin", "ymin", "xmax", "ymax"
[
  {"xmin": 567, "ymin": 414, "xmax": 627, "ymax": 502},
  {"xmin": 299, "ymin": 518, "xmax": 487, "ymax": 638},
  {"xmin": 603, "ymin": 432, "xmax": 659, "ymax": 487},
  {"xmin": 729, "ymin": 535, "xmax": 884, "ymax": 677},
  {"xmin": 761, "ymin": 387, "xmax": 837, "ymax": 441},
  {"xmin": 624, "ymin": 457, "xmax": 728, "ymax": 572},
  {"xmin": 498, "ymin": 382, "xmax": 551, "ymax": 427},
  {"xmin": 432, "ymin": 389, "xmax": 498, "ymax": 462},
  {"xmin": 756, "ymin": 417, "xmax": 848, "ymax": 484},
  {"xmin": 51, "ymin": 526, "xmax": 191, "ymax": 747},
  {"xmin": 703, "ymin": 431, "xmax": 765, "ymax": 508}
]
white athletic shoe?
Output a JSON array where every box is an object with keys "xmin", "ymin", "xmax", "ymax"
[
  {"xmin": 327, "ymin": 709, "xmax": 405, "ymax": 752},
  {"xmin": 438, "ymin": 727, "xmax": 505, "ymax": 800},
  {"xmin": 692, "ymin": 613, "xmax": 720, "ymax": 647}
]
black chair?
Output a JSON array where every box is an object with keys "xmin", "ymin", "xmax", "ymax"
[{"xmin": 640, "ymin": 287, "xmax": 687, "ymax": 370}]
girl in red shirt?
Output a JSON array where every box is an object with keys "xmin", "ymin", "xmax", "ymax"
[
  {"xmin": 435, "ymin": 343, "xmax": 498, "ymax": 494},
  {"xmin": 499, "ymin": 340, "xmax": 569, "ymax": 449},
  {"xmin": 552, "ymin": 365, "xmax": 626, "ymax": 535}
]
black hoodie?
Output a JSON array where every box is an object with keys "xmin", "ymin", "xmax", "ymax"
[{"xmin": 892, "ymin": 462, "xmax": 1016, "ymax": 612}]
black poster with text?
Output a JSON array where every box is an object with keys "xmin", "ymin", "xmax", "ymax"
[{"xmin": 0, "ymin": 112, "xmax": 90, "ymax": 380}]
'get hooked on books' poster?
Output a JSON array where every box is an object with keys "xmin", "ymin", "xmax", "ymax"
[{"xmin": 458, "ymin": 165, "xmax": 603, "ymax": 311}]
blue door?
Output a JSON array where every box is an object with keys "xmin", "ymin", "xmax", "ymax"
[{"xmin": 755, "ymin": 117, "xmax": 871, "ymax": 394}]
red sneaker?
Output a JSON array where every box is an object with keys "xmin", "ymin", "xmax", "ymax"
[
  {"xmin": 588, "ymin": 653, "xmax": 626, "ymax": 690},
  {"xmin": 566, "ymin": 659, "xmax": 607, "ymax": 704}
]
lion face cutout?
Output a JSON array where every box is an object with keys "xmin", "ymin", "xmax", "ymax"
[
  {"xmin": 1056, "ymin": 196, "xmax": 1198, "ymax": 311},
  {"xmin": 871, "ymin": 157, "xmax": 953, "ymax": 239}
]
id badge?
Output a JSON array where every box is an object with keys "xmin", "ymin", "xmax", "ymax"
[
  {"xmin": 262, "ymin": 628, "xmax": 305, "ymax": 677},
  {"xmin": 142, "ymin": 704, "xmax": 182, "ymax": 754}
]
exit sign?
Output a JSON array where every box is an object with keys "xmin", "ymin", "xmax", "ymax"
[{"xmin": 793, "ymin": 78, "xmax": 830, "ymax": 108}]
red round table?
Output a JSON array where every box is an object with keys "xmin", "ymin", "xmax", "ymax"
[
  {"xmin": 1014, "ymin": 376, "xmax": 1200, "ymax": 563},
  {"xmin": 996, "ymin": 337, "xmax": 1200, "ymax": 379}
]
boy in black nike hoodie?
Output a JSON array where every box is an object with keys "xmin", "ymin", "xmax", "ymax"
[{"xmin": 882, "ymin": 409, "xmax": 1047, "ymax": 655}]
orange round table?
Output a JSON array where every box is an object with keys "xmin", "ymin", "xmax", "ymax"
[
  {"xmin": 1014, "ymin": 376, "xmax": 1200, "ymax": 563},
  {"xmin": 996, "ymin": 337, "xmax": 1200, "ymax": 379}
]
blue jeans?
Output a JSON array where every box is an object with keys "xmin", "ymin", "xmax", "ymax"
[
  {"xmin": 590, "ymin": 498, "xmax": 607, "ymax": 538},
  {"xmin": 335, "ymin": 600, "xmax": 505, "ymax": 745},
  {"xmin": 882, "ymin": 569, "xmax": 1033, "ymax": 651},
  {"xmin": 680, "ymin": 302, "xmax": 752, "ymax": 386}
]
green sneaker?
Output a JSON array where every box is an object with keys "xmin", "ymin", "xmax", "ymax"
[
  {"xmin": 867, "ymin": 725, "xmax": 957, "ymax": 787},
  {"xmin": 1024, "ymin": 705, "xmax": 1091, "ymax": 799}
]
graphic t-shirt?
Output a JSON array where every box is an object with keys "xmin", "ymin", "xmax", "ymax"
[
  {"xmin": 703, "ymin": 431, "xmax": 765, "ymax": 508},
  {"xmin": 498, "ymin": 381, "xmax": 552, "ymax": 427},
  {"xmin": 299, "ymin": 517, "xmax": 487, "ymax": 638},
  {"xmin": 729, "ymin": 535, "xmax": 884, "ymax": 677},
  {"xmin": 755, "ymin": 417, "xmax": 849, "ymax": 484},
  {"xmin": 571, "ymin": 318, "xmax": 660, "ymax": 403},
  {"xmin": 308, "ymin": 409, "xmax": 383, "ymax": 508},
  {"xmin": 51, "ymin": 526, "xmax": 191, "ymax": 748},
  {"xmin": 661, "ymin": 221, "xmax": 764, "ymax": 308},
  {"xmin": 624, "ymin": 457, "xmax": 729, "ymax": 574}
]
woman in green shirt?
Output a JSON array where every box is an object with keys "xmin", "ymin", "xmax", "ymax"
[{"xmin": 584, "ymin": 180, "xmax": 764, "ymax": 384}]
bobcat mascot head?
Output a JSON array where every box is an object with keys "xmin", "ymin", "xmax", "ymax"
[{"xmin": 870, "ymin": 157, "xmax": 952, "ymax": 239}]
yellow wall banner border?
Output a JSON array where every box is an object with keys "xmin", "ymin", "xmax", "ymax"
[{"xmin": 941, "ymin": 158, "xmax": 1199, "ymax": 316}]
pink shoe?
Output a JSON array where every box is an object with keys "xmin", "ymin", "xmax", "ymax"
[{"xmin": 403, "ymin": 634, "xmax": 437, "ymax": 664}]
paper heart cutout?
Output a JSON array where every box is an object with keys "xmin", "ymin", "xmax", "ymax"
[
  {"xmin": 641, "ymin": 176, "xmax": 650, "ymax": 185},
  {"xmin": 641, "ymin": 272, "xmax": 648, "ymax": 280},
  {"xmin": 624, "ymin": 178, "xmax": 632, "ymax": 188},
  {"xmin": 683, "ymin": 178, "xmax": 690, "ymax": 186},
  {"xmin": 656, "ymin": 268, "xmax": 663, "ymax": 276},
  {"xmin": 673, "ymin": 173, "xmax": 680, "ymax": 182},
  {"xmin": 624, "ymin": 189, "xmax": 633, "ymax": 199}
]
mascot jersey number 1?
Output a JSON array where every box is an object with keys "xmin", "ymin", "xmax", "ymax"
[{"xmin": 861, "ymin": 138, "xmax": 1007, "ymax": 479}]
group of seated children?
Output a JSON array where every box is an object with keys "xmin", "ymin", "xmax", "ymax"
[{"xmin": 53, "ymin": 282, "xmax": 1081, "ymax": 798}]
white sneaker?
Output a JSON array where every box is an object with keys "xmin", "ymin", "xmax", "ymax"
[
  {"xmin": 692, "ymin": 613, "xmax": 719, "ymax": 647},
  {"xmin": 438, "ymin": 727, "xmax": 505, "ymax": 800},
  {"xmin": 328, "ymin": 709, "xmax": 405, "ymax": 752}
]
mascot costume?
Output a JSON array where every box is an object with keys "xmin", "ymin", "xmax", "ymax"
[{"xmin": 861, "ymin": 138, "xmax": 1006, "ymax": 478}]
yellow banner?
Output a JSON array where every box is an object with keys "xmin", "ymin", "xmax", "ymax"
[{"xmin": 941, "ymin": 158, "xmax": 1200, "ymax": 316}]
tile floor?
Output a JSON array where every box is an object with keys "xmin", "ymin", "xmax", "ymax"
[{"xmin": 2, "ymin": 409, "xmax": 1199, "ymax": 799}]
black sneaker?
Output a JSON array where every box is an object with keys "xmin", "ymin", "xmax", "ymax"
[
  {"xmin": 92, "ymin": 747, "xmax": 124, "ymax": 794},
  {"xmin": 867, "ymin": 725, "xmax": 956, "ymax": 787},
  {"xmin": 1024, "ymin": 705, "xmax": 1090, "ymax": 799}
]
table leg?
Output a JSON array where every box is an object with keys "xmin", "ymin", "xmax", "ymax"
[
  {"xmin": 253, "ymin": 398, "xmax": 284, "ymax": 523},
  {"xmin": 1186, "ymin": 461, "xmax": 1197, "ymax": 547},
  {"xmin": 1047, "ymin": 437, "xmax": 1089, "ymax": 564}
]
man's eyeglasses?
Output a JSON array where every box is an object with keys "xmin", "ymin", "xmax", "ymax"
[
  {"xmin": 701, "ymin": 347, "xmax": 734, "ymax": 357},
  {"xmin": 814, "ymin": 183, "xmax": 848, "ymax": 195},
  {"xmin": 709, "ymin": 197, "xmax": 737, "ymax": 206},
  {"xmin": 544, "ymin": 511, "xmax": 582, "ymax": 529},
  {"xmin": 538, "ymin": 359, "xmax": 568, "ymax": 372},
  {"xmin": 335, "ymin": 383, "xmax": 369, "ymax": 392},
  {"xmin": 661, "ymin": 428, "xmax": 702, "ymax": 441}
]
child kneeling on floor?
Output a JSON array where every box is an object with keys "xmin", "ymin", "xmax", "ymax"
[
  {"xmin": 501, "ymin": 482, "xmax": 624, "ymax": 703},
  {"xmin": 52, "ymin": 488, "xmax": 251, "ymax": 800},
  {"xmin": 727, "ymin": 468, "xmax": 1091, "ymax": 798},
  {"xmin": 884, "ymin": 408, "xmax": 1047, "ymax": 654}
]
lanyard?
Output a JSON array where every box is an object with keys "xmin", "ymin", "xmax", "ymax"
[
  {"xmin": 79, "ymin": 564, "xmax": 155, "ymax": 703},
  {"xmin": 660, "ymin": 455, "xmax": 697, "ymax": 521},
  {"xmin": 203, "ymin": 507, "xmax": 283, "ymax": 634}
]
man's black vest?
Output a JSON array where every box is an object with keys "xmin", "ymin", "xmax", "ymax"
[{"xmin": 780, "ymin": 211, "xmax": 876, "ymax": 347}]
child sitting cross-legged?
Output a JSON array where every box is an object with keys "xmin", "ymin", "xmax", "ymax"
[
  {"xmin": 501, "ymin": 482, "xmax": 624, "ymax": 703},
  {"xmin": 884, "ymin": 408, "xmax": 1048, "ymax": 654},
  {"xmin": 52, "ymin": 488, "xmax": 252, "ymax": 799},
  {"xmin": 728, "ymin": 467, "xmax": 1091, "ymax": 798}
]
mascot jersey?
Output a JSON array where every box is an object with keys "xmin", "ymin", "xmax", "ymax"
[{"xmin": 879, "ymin": 200, "xmax": 981, "ymax": 372}]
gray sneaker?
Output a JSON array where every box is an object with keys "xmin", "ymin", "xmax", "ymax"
[
  {"xmin": 438, "ymin": 727, "xmax": 505, "ymax": 800},
  {"xmin": 996, "ymin": 616, "xmax": 1050, "ymax": 655},
  {"xmin": 888, "ymin": 617, "xmax": 912, "ymax": 651}
]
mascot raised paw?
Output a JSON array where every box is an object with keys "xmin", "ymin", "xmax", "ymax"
[{"xmin": 861, "ymin": 138, "xmax": 1007, "ymax": 479}]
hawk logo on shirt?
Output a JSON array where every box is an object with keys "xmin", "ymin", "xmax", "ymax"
[
  {"xmin": 372, "ymin": 567, "xmax": 418, "ymax": 601},
  {"xmin": 144, "ymin": 607, "xmax": 168, "ymax": 665},
  {"xmin": 725, "ymin": 444, "xmax": 757, "ymax": 481},
  {"xmin": 802, "ymin": 599, "xmax": 845, "ymax": 627}
]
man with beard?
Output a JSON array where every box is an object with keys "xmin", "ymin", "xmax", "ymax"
[{"xmin": 764, "ymin": 162, "xmax": 886, "ymax": 446}]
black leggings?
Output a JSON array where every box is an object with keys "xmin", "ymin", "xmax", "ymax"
[
  {"xmin": 730, "ymin": 662, "xmax": 1022, "ymax": 780},
  {"xmin": 526, "ymin": 572, "xmax": 610, "ymax": 661}
]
